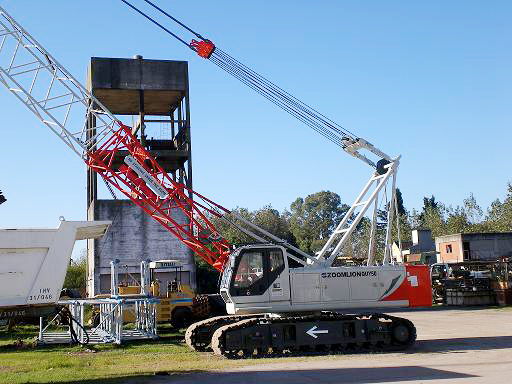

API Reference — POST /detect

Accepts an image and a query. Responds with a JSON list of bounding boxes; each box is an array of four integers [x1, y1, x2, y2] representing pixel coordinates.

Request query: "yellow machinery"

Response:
[[116, 260, 195, 328]]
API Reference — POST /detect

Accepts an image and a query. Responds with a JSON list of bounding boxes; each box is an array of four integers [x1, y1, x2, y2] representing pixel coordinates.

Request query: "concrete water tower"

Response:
[[85, 56, 195, 296]]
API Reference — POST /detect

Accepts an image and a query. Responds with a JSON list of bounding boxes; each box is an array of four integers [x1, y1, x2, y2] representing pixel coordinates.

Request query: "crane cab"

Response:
[[220, 245, 293, 314]]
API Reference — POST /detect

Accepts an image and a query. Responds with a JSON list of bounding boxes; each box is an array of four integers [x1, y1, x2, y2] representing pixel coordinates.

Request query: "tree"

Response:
[[411, 195, 447, 237], [210, 205, 294, 247], [200, 205, 295, 293], [209, 208, 255, 246], [485, 198, 507, 231], [195, 257, 220, 294], [463, 193, 483, 226], [483, 183, 512, 231], [63, 250, 87, 294], [253, 205, 294, 244], [445, 205, 470, 234], [289, 191, 349, 253], [396, 188, 406, 216], [350, 216, 374, 260]]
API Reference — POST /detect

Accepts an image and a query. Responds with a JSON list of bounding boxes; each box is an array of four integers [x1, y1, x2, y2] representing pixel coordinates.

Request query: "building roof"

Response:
[[436, 232, 512, 241]]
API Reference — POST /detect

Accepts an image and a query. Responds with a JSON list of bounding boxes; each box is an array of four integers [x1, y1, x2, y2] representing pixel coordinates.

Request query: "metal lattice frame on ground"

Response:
[[38, 298, 158, 345]]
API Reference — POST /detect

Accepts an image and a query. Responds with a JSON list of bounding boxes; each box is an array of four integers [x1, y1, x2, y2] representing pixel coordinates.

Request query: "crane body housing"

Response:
[[220, 245, 432, 316]]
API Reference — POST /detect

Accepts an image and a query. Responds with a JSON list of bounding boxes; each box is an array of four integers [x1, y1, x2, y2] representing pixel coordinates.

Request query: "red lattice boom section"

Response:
[[86, 122, 231, 271]]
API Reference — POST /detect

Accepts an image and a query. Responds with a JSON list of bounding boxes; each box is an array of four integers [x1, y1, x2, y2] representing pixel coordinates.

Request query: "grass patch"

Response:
[[0, 323, 336, 383]]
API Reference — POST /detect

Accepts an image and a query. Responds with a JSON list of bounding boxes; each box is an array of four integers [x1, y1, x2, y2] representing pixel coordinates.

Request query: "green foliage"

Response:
[[197, 181, 512, 289], [484, 183, 512, 231], [210, 207, 254, 246], [393, 212, 412, 243], [63, 252, 87, 293], [210, 205, 293, 247], [463, 193, 483, 225], [253, 205, 294, 243], [395, 188, 406, 216], [409, 183, 512, 237], [349, 216, 374, 260], [289, 191, 349, 253]]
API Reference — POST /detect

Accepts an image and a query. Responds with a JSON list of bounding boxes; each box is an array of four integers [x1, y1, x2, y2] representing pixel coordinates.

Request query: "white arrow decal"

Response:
[[306, 325, 329, 339]]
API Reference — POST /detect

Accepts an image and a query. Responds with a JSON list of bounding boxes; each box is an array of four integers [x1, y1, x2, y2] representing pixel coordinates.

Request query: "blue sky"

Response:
[[0, 0, 510, 244]]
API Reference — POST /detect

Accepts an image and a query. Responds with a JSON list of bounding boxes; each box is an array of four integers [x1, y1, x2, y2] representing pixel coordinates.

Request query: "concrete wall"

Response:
[[87, 200, 195, 296], [412, 229, 435, 252], [88, 57, 188, 115]]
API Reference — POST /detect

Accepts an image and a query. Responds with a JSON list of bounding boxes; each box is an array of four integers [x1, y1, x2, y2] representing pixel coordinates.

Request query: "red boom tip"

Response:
[[190, 39, 215, 59]]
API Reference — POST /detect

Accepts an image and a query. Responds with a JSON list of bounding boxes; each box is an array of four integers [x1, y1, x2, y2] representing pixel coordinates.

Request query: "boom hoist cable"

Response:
[[120, 1, 404, 265], [120, 0, 368, 155]]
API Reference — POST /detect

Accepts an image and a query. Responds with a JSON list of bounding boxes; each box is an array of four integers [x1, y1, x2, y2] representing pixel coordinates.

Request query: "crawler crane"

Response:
[[0, 4, 431, 357]]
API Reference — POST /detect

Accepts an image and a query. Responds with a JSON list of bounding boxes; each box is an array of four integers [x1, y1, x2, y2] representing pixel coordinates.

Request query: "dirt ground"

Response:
[[144, 307, 512, 384]]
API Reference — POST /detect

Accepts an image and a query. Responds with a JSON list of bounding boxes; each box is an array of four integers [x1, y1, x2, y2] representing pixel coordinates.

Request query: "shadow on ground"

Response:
[[45, 366, 477, 384], [414, 335, 512, 353]]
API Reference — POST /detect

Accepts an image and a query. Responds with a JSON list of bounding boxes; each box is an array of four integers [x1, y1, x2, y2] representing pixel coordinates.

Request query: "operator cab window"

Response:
[[269, 249, 284, 273], [232, 251, 264, 290], [230, 248, 287, 297]]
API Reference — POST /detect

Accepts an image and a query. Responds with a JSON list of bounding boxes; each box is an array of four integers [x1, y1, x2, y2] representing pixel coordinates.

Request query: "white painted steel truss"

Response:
[[0, 5, 404, 273], [315, 157, 401, 267], [0, 7, 119, 159]]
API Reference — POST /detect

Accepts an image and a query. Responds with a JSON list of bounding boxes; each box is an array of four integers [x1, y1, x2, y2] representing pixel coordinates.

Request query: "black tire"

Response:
[[171, 307, 192, 329]]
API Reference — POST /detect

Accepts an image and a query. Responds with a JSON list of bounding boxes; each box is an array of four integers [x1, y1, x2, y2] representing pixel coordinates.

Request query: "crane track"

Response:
[[208, 312, 416, 358], [185, 314, 263, 352]]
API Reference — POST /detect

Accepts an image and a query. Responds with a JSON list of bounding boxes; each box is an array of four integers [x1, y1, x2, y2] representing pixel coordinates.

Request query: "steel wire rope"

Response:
[[142, 0, 206, 40], [209, 55, 334, 138], [120, 0, 359, 147], [119, 0, 190, 48], [209, 55, 343, 146], [213, 48, 358, 139], [212, 50, 336, 129], [209, 55, 343, 145], [211, 50, 346, 144], [129, 0, 356, 140], [209, 53, 344, 145]]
